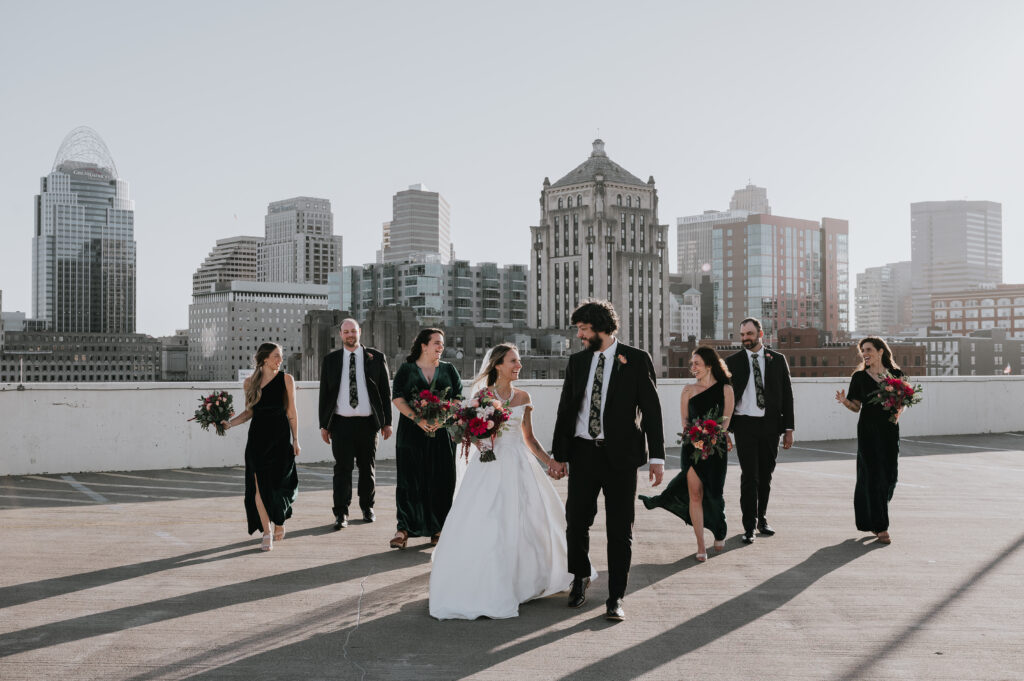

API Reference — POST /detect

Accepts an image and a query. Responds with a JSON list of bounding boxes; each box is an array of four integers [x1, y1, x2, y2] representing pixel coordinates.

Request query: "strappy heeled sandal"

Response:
[[695, 552, 707, 562], [260, 532, 273, 552], [877, 531, 892, 544], [713, 540, 725, 552], [389, 530, 408, 550]]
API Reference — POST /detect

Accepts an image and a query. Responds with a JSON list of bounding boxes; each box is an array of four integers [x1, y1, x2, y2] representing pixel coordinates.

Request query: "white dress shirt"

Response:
[[734, 347, 767, 418], [573, 339, 663, 465], [335, 346, 372, 418]]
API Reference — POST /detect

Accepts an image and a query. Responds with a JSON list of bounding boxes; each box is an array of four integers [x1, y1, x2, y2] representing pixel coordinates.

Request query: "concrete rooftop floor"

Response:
[[1, 433, 1023, 680]]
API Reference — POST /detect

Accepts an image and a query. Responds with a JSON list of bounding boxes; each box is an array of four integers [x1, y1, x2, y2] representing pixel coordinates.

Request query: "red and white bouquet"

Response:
[[679, 408, 728, 464], [189, 391, 234, 436], [867, 374, 923, 424], [446, 388, 513, 462], [410, 387, 457, 438]]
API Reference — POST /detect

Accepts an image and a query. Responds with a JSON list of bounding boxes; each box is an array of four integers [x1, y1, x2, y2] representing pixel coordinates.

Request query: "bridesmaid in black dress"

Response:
[[223, 343, 300, 551], [640, 346, 734, 562], [835, 336, 903, 545], [389, 329, 463, 549]]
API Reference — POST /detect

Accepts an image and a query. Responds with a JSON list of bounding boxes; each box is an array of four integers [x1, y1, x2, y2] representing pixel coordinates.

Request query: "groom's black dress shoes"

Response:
[[568, 576, 590, 608], [757, 519, 775, 536], [605, 599, 625, 622], [742, 529, 755, 544], [333, 515, 348, 530]]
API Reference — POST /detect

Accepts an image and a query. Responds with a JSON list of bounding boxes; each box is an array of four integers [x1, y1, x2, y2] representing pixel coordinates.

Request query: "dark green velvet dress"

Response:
[[244, 371, 298, 535], [640, 381, 728, 541], [847, 368, 902, 533], [392, 361, 463, 537]]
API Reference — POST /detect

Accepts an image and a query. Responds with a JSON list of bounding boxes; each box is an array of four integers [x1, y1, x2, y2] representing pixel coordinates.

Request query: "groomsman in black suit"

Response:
[[319, 319, 392, 530], [725, 317, 794, 544], [551, 300, 664, 622]]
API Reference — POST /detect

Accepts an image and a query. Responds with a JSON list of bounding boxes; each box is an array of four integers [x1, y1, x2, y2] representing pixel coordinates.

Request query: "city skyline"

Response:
[[1, 2, 1022, 337]]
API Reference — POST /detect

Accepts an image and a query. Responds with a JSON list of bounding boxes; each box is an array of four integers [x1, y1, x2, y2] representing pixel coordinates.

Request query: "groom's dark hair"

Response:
[[570, 299, 619, 335]]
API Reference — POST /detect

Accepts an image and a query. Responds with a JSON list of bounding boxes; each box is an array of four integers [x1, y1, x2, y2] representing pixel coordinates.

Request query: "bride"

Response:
[[429, 343, 583, 620]]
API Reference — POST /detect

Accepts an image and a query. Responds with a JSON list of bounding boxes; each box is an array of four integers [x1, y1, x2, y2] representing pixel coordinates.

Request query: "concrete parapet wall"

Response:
[[2, 376, 1022, 476]]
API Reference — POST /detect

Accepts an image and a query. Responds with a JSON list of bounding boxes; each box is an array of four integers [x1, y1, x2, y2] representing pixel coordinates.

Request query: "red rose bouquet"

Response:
[[867, 374, 923, 424], [446, 388, 513, 462], [188, 391, 234, 436], [679, 408, 728, 464], [410, 387, 456, 438]]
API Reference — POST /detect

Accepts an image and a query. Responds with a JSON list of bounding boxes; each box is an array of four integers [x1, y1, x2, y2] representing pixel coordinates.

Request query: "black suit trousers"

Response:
[[330, 416, 378, 517], [731, 414, 780, 532], [565, 438, 637, 602]]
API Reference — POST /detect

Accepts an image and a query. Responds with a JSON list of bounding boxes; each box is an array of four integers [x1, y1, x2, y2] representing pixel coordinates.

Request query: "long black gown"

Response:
[[392, 361, 462, 537], [639, 381, 728, 541], [847, 368, 902, 533], [244, 371, 298, 535]]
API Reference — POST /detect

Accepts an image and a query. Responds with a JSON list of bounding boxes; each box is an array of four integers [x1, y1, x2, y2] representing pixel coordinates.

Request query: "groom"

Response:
[[550, 300, 664, 622]]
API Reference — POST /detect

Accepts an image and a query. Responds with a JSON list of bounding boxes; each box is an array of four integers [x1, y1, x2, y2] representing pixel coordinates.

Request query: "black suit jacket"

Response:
[[318, 346, 392, 431], [552, 342, 665, 469], [724, 347, 794, 434]]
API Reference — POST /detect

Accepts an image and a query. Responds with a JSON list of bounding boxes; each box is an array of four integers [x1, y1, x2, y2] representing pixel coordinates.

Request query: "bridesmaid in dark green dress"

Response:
[[640, 347, 734, 562], [389, 328, 463, 549], [835, 336, 904, 545], [222, 343, 300, 552]]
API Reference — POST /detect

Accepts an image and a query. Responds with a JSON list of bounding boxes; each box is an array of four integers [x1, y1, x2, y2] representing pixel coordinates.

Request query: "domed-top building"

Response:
[[33, 126, 136, 334], [529, 140, 670, 371]]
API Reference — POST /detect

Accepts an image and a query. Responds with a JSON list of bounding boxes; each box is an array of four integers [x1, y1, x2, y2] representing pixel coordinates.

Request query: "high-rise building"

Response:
[[381, 184, 451, 265], [259, 197, 342, 285], [677, 208, 752, 288], [192, 235, 263, 294], [710, 214, 849, 340], [910, 200, 1002, 328], [529, 140, 670, 368], [854, 261, 912, 336], [33, 127, 136, 333], [667, 277, 701, 341], [343, 258, 527, 328], [930, 284, 1024, 339], [729, 183, 771, 214], [188, 280, 328, 380]]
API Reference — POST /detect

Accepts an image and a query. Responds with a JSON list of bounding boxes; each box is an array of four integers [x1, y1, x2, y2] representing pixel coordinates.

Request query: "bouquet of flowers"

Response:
[[188, 391, 234, 436], [410, 387, 457, 438], [678, 408, 728, 464], [867, 374, 923, 424], [447, 388, 513, 462]]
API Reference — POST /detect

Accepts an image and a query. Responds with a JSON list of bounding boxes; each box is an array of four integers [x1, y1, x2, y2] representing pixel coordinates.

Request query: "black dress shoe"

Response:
[[605, 598, 625, 622], [757, 520, 775, 536], [567, 576, 590, 608], [742, 530, 755, 544], [333, 515, 348, 530], [362, 509, 375, 523]]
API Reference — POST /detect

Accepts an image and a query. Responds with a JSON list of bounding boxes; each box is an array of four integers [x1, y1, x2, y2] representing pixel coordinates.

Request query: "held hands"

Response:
[[547, 460, 567, 480], [648, 463, 664, 487]]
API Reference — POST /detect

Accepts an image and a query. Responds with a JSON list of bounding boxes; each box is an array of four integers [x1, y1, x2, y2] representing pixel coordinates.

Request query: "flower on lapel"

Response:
[[617, 354, 627, 365], [366, 351, 373, 360]]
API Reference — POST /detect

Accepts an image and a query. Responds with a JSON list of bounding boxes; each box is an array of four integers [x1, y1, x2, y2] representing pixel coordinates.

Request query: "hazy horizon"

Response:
[[2, 1, 1021, 336]]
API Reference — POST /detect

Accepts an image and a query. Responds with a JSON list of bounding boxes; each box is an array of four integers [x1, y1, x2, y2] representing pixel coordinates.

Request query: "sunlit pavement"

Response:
[[2, 433, 1023, 680]]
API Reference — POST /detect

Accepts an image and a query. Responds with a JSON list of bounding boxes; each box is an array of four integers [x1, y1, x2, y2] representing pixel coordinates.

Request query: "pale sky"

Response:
[[1, 1, 1021, 337]]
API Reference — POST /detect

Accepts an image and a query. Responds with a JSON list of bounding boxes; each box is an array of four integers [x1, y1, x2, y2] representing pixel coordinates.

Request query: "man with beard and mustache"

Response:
[[724, 317, 794, 544], [550, 299, 664, 622], [319, 318, 393, 530]]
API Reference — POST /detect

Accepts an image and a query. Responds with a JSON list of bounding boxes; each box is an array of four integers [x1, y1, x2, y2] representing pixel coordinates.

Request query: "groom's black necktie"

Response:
[[588, 353, 605, 438], [751, 352, 765, 409], [348, 352, 359, 408]]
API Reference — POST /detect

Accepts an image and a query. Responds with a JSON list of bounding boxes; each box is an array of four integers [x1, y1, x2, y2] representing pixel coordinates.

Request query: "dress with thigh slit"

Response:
[[244, 371, 298, 534]]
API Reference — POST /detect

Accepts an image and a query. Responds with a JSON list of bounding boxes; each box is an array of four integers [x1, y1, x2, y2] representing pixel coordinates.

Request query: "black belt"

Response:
[[575, 437, 607, 448]]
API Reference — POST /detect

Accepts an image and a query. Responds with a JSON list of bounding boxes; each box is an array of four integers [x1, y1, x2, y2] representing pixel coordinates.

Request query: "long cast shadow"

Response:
[[0, 543, 431, 658], [0, 525, 334, 611]]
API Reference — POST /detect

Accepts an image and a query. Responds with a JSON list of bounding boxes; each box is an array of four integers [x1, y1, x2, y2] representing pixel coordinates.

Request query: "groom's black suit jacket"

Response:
[[724, 346, 794, 434], [318, 346, 393, 432], [552, 342, 665, 469]]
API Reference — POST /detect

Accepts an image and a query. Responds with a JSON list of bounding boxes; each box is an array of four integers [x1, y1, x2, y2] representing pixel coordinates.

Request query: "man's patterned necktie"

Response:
[[348, 353, 359, 408], [588, 353, 605, 438], [751, 352, 765, 409]]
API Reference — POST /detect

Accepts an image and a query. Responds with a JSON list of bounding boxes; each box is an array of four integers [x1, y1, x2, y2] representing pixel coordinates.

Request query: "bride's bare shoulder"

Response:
[[509, 388, 533, 409]]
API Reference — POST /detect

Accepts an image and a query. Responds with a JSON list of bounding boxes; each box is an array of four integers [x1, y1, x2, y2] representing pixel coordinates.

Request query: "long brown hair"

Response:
[[406, 328, 444, 363], [692, 346, 731, 384], [244, 342, 282, 409], [856, 336, 900, 373], [474, 343, 518, 389]]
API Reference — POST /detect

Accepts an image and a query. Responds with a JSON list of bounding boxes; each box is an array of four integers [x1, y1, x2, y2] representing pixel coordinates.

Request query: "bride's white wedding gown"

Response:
[[429, 402, 576, 620]]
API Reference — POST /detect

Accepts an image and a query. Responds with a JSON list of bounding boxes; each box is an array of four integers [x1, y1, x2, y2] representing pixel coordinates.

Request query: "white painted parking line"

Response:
[[0, 494, 94, 504], [790, 446, 857, 456], [60, 475, 112, 504], [901, 438, 1018, 452], [298, 467, 335, 479], [785, 467, 927, 488], [98, 471, 238, 486]]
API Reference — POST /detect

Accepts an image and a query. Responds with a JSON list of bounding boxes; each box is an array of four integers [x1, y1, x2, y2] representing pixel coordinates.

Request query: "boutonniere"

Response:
[[617, 354, 627, 365], [366, 351, 373, 361]]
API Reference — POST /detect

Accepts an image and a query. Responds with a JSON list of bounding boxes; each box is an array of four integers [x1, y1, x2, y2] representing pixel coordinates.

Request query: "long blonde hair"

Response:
[[473, 343, 517, 390], [244, 343, 282, 408]]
